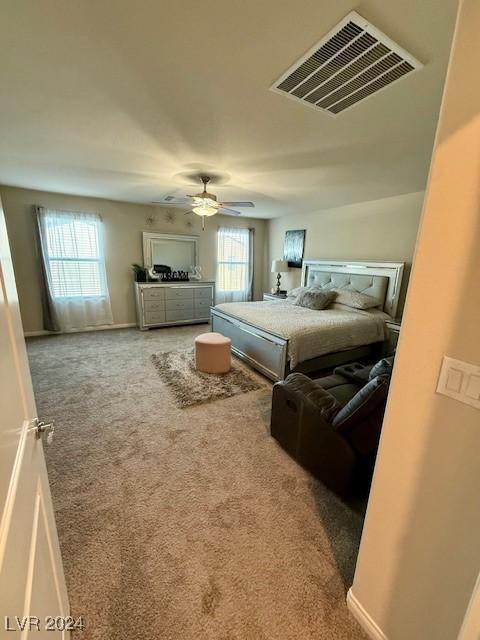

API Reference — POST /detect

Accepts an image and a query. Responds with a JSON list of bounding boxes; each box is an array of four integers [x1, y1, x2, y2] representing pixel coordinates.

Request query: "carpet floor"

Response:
[[27, 326, 367, 640]]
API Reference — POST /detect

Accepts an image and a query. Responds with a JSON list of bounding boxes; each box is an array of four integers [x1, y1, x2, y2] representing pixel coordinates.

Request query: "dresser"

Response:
[[134, 282, 215, 330]]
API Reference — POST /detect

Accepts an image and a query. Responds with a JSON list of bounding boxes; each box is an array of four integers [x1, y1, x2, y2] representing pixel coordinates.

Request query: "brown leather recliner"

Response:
[[270, 358, 394, 496]]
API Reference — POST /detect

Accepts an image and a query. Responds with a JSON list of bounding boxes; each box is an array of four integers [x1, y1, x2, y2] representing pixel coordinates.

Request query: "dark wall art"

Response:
[[284, 229, 305, 268]]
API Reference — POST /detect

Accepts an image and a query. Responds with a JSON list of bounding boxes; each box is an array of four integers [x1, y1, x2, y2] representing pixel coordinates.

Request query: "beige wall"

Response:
[[0, 186, 267, 333], [350, 0, 480, 638], [266, 191, 425, 315], [2, 185, 424, 333]]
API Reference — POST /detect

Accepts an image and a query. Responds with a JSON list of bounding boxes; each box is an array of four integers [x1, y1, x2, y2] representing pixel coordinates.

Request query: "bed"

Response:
[[210, 260, 404, 381]]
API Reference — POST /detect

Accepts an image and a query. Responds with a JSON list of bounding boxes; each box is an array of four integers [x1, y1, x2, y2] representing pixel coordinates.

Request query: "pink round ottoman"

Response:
[[195, 332, 231, 374]]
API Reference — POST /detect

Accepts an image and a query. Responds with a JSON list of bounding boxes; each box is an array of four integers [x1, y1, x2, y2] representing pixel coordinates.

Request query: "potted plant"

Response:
[[131, 263, 148, 283]]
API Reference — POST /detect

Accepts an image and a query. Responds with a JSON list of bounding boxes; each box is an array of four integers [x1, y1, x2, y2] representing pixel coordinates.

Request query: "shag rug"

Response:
[[27, 326, 367, 640], [151, 348, 264, 408]]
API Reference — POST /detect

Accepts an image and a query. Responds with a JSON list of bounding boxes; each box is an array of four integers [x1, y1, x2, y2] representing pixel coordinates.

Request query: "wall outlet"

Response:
[[437, 356, 480, 409]]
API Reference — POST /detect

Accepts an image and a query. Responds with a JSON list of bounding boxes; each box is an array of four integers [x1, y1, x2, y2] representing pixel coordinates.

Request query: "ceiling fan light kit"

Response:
[[192, 204, 217, 217], [154, 175, 255, 229]]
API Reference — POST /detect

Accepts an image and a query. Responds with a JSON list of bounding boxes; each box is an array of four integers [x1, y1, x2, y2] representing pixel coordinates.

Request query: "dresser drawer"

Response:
[[165, 300, 194, 312], [144, 300, 165, 312], [194, 286, 213, 301], [165, 308, 196, 322], [165, 287, 195, 301], [142, 288, 165, 301], [144, 310, 166, 325], [195, 300, 211, 318]]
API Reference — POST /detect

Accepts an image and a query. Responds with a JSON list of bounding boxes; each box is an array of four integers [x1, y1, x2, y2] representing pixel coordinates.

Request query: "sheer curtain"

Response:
[[216, 227, 253, 304], [36, 207, 113, 331]]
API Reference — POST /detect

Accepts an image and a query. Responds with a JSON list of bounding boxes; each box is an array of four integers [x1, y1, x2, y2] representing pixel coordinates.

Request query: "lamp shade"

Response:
[[271, 260, 288, 273], [192, 204, 217, 216]]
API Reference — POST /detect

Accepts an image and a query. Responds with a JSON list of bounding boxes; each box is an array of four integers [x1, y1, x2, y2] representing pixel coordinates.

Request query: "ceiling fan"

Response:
[[152, 176, 255, 227]]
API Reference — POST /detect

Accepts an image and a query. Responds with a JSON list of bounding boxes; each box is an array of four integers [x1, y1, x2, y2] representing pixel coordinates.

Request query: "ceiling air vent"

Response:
[[270, 11, 423, 116]]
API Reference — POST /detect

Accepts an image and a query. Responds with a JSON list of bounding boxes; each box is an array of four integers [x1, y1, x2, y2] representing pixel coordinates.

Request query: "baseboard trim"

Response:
[[24, 323, 136, 337], [347, 588, 388, 640]]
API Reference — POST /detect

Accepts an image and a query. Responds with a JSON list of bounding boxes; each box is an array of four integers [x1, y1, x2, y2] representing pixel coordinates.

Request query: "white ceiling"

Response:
[[0, 0, 458, 218]]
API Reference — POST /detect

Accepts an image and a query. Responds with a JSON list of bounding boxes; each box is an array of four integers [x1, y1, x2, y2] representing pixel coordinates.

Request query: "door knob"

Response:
[[35, 419, 55, 445]]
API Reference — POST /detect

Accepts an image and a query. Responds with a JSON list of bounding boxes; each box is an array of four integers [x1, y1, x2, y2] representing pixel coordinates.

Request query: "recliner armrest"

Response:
[[333, 374, 390, 434]]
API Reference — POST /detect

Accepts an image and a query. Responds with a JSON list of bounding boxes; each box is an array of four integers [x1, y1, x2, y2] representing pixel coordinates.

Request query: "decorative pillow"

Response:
[[332, 288, 381, 310], [287, 286, 307, 298], [293, 289, 337, 311], [368, 357, 394, 381], [332, 373, 390, 434], [286, 285, 326, 298]]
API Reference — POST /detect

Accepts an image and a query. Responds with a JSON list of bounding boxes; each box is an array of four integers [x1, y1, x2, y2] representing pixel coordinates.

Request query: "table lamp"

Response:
[[271, 260, 288, 294]]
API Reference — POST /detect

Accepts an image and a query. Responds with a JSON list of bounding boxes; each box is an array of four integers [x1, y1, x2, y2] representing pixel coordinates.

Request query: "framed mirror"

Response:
[[142, 232, 199, 273]]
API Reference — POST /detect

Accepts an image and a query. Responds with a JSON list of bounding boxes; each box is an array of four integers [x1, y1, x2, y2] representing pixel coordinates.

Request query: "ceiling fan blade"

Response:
[[220, 201, 255, 207], [152, 201, 194, 208], [219, 207, 241, 216], [153, 195, 193, 204]]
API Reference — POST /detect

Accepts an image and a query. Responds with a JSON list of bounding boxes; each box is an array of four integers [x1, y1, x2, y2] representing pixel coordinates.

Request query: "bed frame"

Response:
[[211, 260, 404, 381]]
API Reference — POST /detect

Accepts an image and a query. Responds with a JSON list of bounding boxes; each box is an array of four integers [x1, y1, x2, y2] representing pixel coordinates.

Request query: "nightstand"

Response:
[[263, 292, 287, 301], [384, 319, 401, 355]]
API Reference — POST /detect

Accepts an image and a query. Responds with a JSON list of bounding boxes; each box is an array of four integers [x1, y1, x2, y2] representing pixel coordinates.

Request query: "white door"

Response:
[[0, 200, 69, 637]]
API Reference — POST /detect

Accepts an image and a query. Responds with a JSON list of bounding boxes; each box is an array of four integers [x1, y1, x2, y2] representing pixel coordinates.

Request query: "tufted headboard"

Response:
[[301, 260, 404, 318]]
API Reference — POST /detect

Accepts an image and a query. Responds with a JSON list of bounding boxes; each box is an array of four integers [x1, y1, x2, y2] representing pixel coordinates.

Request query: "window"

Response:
[[40, 211, 108, 298], [216, 227, 252, 303], [36, 207, 113, 331]]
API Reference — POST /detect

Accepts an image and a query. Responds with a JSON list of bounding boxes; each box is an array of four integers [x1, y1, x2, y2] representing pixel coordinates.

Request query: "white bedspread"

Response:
[[214, 301, 389, 368]]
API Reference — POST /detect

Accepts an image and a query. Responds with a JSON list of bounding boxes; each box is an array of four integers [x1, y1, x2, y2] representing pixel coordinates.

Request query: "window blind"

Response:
[[43, 215, 106, 298], [217, 228, 250, 293]]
